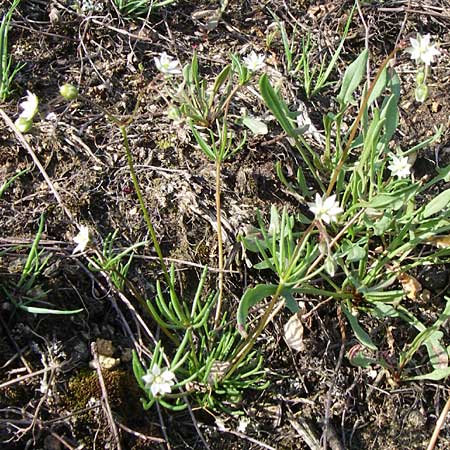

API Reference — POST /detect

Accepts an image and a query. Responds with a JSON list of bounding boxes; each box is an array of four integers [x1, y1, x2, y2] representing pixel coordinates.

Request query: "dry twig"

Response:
[[90, 342, 122, 450], [426, 392, 450, 450]]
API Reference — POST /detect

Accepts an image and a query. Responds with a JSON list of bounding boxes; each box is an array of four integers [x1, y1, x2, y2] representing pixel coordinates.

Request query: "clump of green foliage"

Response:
[[113, 0, 177, 18], [0, 0, 24, 101]]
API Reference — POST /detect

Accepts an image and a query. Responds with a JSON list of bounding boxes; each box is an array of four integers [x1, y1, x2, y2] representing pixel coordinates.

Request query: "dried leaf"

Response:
[[426, 235, 450, 248], [419, 289, 431, 302], [207, 361, 230, 385], [430, 341, 448, 369], [284, 312, 305, 352], [386, 326, 395, 356], [398, 272, 422, 300], [191, 8, 221, 31]]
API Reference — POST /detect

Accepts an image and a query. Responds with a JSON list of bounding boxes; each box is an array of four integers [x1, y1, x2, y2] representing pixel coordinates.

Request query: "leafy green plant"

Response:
[[235, 44, 450, 383], [89, 230, 146, 290], [60, 78, 269, 413], [113, 0, 176, 18], [132, 266, 268, 413], [162, 52, 265, 325], [118, 115, 267, 411], [0, 0, 24, 102], [1, 214, 83, 314], [174, 52, 235, 128], [269, 5, 354, 98], [0, 167, 28, 198]]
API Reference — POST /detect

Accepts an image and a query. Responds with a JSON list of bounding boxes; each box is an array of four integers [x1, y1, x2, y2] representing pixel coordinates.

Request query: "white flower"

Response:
[[18, 91, 39, 121], [142, 365, 175, 397], [242, 51, 266, 72], [73, 225, 90, 254], [407, 34, 440, 66], [237, 417, 250, 433], [387, 154, 411, 179], [154, 52, 181, 75], [308, 194, 343, 224], [80, 0, 103, 13]]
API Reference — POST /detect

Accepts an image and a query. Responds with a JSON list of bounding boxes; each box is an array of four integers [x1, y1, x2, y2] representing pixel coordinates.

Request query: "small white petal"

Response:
[[159, 383, 172, 395], [151, 365, 161, 376], [142, 373, 154, 388], [19, 91, 39, 121], [162, 370, 175, 382], [72, 226, 90, 254], [321, 214, 331, 224], [150, 383, 161, 397]]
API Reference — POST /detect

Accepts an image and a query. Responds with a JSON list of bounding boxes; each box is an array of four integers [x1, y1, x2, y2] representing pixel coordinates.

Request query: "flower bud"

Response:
[[60, 83, 78, 100], [415, 84, 428, 103], [415, 70, 425, 85], [15, 117, 33, 133], [167, 106, 181, 121]]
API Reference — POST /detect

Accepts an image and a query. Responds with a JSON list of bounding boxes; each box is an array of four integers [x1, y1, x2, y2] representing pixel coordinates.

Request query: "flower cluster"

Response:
[[406, 33, 440, 103], [407, 34, 440, 66], [80, 0, 104, 14]]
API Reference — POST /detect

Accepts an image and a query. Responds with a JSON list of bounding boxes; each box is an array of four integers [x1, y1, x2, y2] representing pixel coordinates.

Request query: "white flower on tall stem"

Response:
[[72, 225, 90, 254], [308, 194, 343, 224], [142, 365, 175, 397], [387, 154, 412, 179], [406, 33, 440, 66], [154, 52, 181, 75], [242, 51, 266, 72], [18, 91, 39, 120]]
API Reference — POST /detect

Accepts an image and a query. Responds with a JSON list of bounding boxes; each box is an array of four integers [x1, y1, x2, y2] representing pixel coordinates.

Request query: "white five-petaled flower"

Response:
[[72, 225, 90, 254], [242, 51, 266, 72], [142, 365, 175, 397], [18, 91, 39, 120], [388, 154, 412, 179], [308, 194, 343, 224], [407, 33, 440, 66], [154, 52, 181, 75]]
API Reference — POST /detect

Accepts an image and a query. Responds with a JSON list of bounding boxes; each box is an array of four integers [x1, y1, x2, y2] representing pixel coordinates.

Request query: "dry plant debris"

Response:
[[1, 1, 450, 449]]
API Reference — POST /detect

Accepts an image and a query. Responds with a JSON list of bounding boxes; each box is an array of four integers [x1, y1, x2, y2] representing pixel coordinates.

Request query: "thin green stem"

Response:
[[120, 125, 180, 306], [224, 283, 286, 380], [210, 83, 241, 124], [213, 159, 225, 327], [326, 46, 399, 197]]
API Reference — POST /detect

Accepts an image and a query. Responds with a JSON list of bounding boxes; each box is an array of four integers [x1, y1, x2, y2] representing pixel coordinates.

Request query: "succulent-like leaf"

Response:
[[337, 49, 368, 108]]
